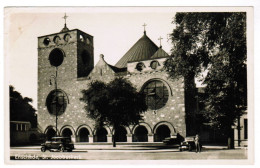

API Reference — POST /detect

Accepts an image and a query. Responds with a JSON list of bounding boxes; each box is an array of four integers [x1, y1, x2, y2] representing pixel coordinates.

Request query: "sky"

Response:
[[5, 7, 176, 108], [5, 7, 254, 110]]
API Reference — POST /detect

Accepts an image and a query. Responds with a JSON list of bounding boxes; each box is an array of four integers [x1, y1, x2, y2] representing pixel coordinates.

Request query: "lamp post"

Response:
[[50, 67, 59, 137]]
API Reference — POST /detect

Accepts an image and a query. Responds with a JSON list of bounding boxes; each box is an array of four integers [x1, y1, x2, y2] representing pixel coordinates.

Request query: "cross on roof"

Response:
[[142, 23, 147, 32], [158, 36, 163, 47], [62, 13, 68, 24]]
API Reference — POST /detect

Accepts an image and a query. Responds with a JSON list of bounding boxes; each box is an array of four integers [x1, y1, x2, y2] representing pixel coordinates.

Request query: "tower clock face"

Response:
[[143, 80, 169, 110], [46, 90, 68, 116]]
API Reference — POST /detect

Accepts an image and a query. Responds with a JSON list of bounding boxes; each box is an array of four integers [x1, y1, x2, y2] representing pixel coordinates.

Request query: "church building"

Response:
[[37, 19, 198, 143]]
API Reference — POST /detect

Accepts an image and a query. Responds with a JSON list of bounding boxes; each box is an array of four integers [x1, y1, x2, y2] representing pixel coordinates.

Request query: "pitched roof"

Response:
[[115, 32, 159, 68], [108, 64, 127, 74], [151, 47, 169, 59]]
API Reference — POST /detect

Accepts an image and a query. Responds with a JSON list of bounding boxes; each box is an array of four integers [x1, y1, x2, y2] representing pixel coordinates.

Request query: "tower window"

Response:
[[43, 38, 51, 46], [53, 36, 61, 44], [64, 34, 71, 42], [49, 48, 65, 67], [79, 34, 85, 42], [86, 38, 91, 45]]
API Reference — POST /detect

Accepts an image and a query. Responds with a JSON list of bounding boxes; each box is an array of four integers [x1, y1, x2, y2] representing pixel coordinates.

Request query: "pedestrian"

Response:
[[194, 134, 201, 153]]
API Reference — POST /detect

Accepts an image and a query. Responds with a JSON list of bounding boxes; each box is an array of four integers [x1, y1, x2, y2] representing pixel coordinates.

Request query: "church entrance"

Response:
[[114, 126, 127, 142], [95, 127, 108, 142], [46, 128, 56, 140], [79, 128, 89, 142], [62, 128, 73, 138], [154, 125, 171, 142], [133, 126, 148, 142]]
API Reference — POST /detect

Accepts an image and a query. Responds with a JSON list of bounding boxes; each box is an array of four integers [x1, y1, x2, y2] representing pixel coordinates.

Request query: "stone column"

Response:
[[148, 133, 154, 142], [75, 136, 80, 142], [71, 135, 76, 143], [171, 134, 177, 139], [107, 134, 112, 143], [89, 135, 93, 143], [127, 134, 133, 142]]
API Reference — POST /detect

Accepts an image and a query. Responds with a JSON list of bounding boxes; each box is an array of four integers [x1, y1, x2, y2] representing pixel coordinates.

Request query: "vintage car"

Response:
[[179, 136, 202, 152], [41, 137, 74, 152]]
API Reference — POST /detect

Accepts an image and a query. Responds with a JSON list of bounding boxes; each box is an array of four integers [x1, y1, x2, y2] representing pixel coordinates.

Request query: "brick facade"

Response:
[[38, 28, 189, 143]]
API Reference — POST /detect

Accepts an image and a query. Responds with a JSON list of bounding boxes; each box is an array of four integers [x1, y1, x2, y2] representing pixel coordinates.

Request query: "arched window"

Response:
[[86, 38, 91, 45], [95, 127, 108, 142], [62, 128, 73, 138], [154, 125, 171, 142], [133, 126, 148, 142], [46, 128, 56, 140], [79, 34, 85, 42], [150, 60, 160, 69], [64, 33, 71, 42], [79, 128, 90, 142], [114, 126, 127, 142], [53, 36, 61, 44], [136, 62, 145, 71]]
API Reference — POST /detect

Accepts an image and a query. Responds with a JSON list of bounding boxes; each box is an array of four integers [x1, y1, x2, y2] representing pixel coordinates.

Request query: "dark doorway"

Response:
[[62, 128, 73, 138], [46, 128, 56, 140], [115, 126, 127, 142], [79, 128, 89, 142], [133, 126, 148, 142], [154, 125, 171, 142], [95, 127, 108, 142]]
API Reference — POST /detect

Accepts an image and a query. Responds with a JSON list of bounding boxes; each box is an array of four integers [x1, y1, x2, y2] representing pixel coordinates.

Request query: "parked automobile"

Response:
[[179, 136, 202, 152], [41, 137, 74, 152]]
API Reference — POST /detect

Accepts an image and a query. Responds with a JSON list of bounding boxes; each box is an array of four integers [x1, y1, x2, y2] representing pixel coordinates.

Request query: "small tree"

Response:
[[80, 78, 147, 147]]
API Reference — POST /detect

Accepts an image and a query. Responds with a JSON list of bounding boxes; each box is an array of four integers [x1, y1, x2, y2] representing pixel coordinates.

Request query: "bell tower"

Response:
[[37, 15, 94, 133], [38, 28, 94, 79]]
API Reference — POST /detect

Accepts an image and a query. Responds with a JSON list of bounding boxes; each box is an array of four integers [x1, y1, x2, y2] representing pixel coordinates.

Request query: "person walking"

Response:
[[195, 134, 201, 153]]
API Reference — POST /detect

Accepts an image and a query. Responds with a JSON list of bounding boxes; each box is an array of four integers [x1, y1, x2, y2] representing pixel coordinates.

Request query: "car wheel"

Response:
[[41, 146, 46, 152], [60, 146, 65, 152], [179, 147, 182, 152], [67, 149, 72, 152]]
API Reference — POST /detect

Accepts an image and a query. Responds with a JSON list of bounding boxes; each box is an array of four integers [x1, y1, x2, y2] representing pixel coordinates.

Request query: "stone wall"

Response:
[[38, 29, 187, 142], [126, 70, 186, 137]]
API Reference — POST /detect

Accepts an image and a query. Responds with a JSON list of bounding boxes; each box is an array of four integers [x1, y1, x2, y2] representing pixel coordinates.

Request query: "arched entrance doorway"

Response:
[[115, 126, 127, 142], [46, 128, 56, 140], [62, 128, 73, 138], [79, 128, 90, 142], [133, 126, 148, 142], [154, 125, 171, 142], [95, 127, 108, 142]]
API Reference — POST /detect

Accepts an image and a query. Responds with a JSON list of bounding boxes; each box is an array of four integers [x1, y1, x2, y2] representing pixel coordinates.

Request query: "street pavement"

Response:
[[9, 144, 248, 160]]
